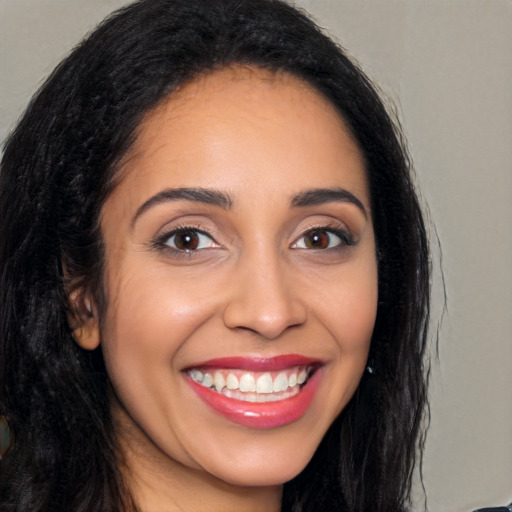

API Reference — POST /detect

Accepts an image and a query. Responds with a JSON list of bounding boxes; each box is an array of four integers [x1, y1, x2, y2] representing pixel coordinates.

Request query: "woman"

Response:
[[0, 0, 430, 510]]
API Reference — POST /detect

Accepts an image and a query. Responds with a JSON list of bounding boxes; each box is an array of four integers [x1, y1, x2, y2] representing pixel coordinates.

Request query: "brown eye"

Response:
[[304, 229, 330, 249], [174, 230, 200, 250], [294, 228, 351, 250], [164, 228, 216, 252]]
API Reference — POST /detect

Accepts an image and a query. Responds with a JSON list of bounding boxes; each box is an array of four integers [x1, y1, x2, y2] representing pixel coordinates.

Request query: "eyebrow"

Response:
[[132, 187, 233, 227], [291, 187, 367, 217], [132, 185, 367, 227]]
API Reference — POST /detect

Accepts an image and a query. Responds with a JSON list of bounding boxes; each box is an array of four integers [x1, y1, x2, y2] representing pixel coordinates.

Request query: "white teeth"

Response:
[[256, 373, 273, 394], [202, 373, 213, 388], [297, 369, 308, 385], [226, 373, 239, 390], [214, 372, 225, 392], [273, 372, 288, 392], [190, 369, 203, 382], [239, 373, 256, 392], [188, 365, 313, 400]]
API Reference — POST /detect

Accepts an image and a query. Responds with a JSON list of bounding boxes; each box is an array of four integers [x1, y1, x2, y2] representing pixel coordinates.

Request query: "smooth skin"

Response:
[[75, 66, 378, 512]]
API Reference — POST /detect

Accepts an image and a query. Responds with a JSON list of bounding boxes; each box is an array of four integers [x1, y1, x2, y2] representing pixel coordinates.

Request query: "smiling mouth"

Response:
[[186, 366, 313, 403], [184, 355, 323, 428]]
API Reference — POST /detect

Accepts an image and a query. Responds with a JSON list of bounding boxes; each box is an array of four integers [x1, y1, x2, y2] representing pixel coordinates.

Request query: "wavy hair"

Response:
[[0, 0, 430, 510]]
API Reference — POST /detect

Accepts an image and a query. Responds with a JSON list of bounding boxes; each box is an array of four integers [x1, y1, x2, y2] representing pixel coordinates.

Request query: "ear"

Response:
[[68, 289, 101, 351]]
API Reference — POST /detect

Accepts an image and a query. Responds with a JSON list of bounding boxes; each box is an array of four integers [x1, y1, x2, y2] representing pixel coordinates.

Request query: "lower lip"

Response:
[[186, 369, 322, 429]]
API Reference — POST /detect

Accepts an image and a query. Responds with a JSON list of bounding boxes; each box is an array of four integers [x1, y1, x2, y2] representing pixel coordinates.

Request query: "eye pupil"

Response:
[[305, 229, 329, 249], [174, 230, 199, 250]]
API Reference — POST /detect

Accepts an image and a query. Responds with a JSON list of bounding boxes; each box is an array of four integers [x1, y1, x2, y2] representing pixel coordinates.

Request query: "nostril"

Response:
[[223, 300, 307, 340], [232, 321, 303, 337]]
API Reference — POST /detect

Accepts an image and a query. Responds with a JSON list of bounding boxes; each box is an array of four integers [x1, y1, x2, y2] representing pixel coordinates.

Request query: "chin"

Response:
[[197, 434, 320, 488]]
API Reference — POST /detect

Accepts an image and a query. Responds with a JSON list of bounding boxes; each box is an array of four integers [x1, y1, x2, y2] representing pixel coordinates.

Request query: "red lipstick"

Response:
[[189, 354, 320, 371], [184, 355, 323, 429]]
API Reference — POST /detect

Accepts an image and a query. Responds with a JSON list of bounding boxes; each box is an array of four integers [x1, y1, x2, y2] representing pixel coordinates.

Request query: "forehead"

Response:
[[112, 65, 368, 205]]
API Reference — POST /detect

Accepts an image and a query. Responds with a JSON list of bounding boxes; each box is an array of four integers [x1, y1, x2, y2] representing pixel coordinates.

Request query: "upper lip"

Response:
[[184, 354, 324, 372]]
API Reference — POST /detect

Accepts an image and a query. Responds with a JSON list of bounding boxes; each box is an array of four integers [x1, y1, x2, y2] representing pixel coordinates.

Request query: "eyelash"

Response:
[[292, 226, 356, 251], [152, 225, 219, 257], [151, 224, 356, 257]]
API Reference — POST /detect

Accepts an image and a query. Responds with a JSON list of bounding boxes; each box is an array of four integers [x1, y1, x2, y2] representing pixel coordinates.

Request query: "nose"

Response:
[[222, 249, 307, 340]]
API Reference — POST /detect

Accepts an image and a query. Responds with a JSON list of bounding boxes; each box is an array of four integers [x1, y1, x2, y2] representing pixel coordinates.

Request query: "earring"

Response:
[[0, 415, 15, 460], [365, 362, 376, 375]]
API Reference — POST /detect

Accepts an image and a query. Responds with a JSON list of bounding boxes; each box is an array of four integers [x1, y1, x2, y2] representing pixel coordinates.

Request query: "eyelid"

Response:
[[292, 216, 357, 243], [151, 224, 221, 255]]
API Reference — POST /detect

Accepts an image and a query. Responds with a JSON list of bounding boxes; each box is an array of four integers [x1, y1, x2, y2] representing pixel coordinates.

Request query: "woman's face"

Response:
[[90, 67, 377, 490]]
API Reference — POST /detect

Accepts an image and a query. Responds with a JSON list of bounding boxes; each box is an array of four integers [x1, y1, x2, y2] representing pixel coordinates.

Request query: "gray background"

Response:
[[1, 1, 511, 511]]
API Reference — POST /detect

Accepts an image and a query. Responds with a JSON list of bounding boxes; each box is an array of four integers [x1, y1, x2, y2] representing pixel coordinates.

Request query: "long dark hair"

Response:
[[0, 1, 430, 510]]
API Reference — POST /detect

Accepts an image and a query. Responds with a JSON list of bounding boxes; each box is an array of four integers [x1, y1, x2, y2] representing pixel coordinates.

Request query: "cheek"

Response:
[[104, 255, 213, 329], [314, 252, 377, 393], [328, 262, 378, 407], [97, 261, 225, 461], [312, 254, 378, 350], [336, 273, 378, 348], [99, 259, 218, 389]]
